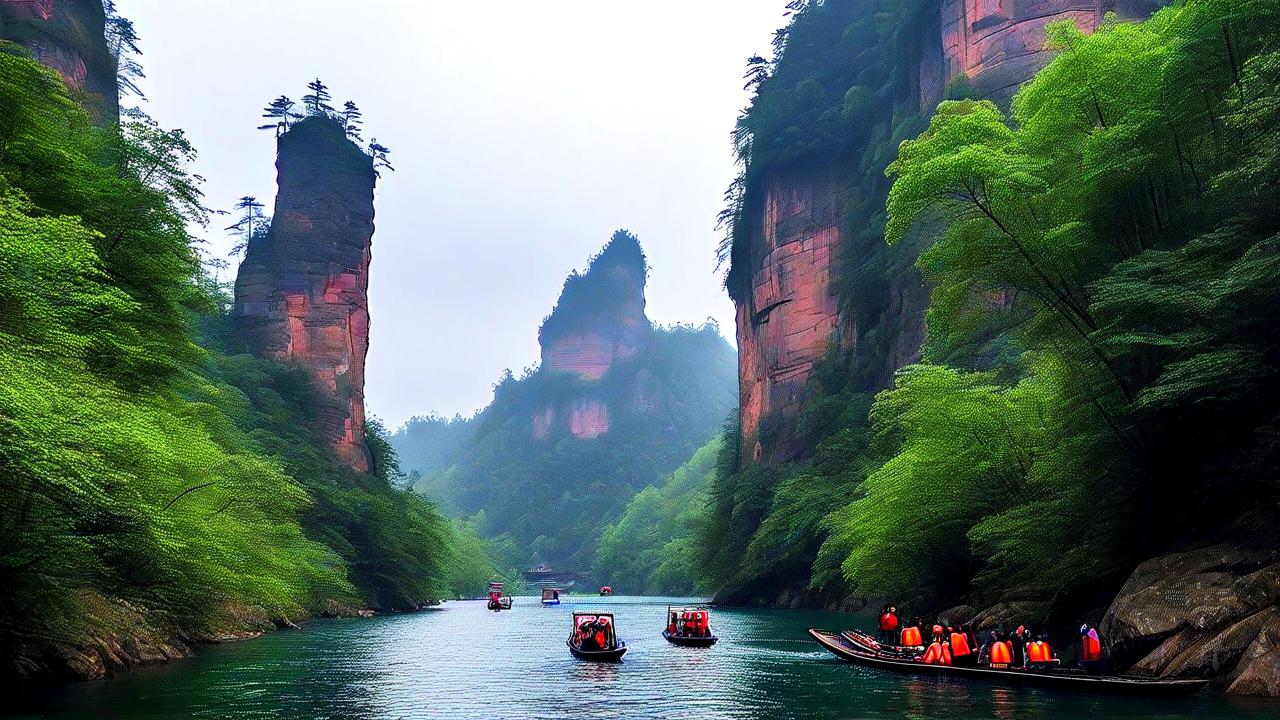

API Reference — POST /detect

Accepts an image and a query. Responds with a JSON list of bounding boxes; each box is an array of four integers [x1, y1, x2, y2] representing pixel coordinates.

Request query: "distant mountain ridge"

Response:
[[393, 230, 737, 570]]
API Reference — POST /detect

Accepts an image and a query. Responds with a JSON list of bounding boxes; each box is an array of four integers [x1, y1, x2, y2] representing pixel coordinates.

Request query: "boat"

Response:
[[809, 629, 1209, 697], [599, 586, 612, 596], [567, 612, 627, 662], [486, 582, 512, 611], [541, 587, 562, 606], [663, 606, 719, 647]]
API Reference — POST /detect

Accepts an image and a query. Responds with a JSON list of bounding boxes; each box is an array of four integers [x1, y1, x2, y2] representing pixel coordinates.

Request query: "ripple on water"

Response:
[[10, 597, 1280, 720]]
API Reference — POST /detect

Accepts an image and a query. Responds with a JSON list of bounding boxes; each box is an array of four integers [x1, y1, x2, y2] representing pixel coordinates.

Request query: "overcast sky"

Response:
[[117, 0, 785, 428]]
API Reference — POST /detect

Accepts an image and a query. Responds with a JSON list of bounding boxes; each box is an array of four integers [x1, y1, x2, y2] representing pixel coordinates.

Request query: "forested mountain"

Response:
[[702, 0, 1279, 694], [0, 40, 454, 680], [400, 231, 738, 573]]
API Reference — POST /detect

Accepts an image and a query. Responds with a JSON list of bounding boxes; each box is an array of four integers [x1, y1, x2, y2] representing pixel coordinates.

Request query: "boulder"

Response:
[[1101, 545, 1280, 696]]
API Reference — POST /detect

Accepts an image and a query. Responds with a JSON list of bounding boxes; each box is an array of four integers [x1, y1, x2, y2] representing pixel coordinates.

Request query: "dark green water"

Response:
[[10, 597, 1278, 719]]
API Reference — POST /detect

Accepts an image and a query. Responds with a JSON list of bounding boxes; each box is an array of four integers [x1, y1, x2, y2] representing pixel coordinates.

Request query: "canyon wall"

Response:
[[534, 232, 654, 440], [233, 117, 377, 472], [0, 0, 117, 123], [736, 0, 1165, 464]]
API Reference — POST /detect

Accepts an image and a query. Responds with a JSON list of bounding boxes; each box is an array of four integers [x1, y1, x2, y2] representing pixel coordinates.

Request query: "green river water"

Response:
[[10, 597, 1279, 719]]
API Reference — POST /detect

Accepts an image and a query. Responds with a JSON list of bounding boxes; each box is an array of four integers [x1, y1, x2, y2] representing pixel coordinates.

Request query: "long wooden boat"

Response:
[[662, 629, 718, 648], [809, 629, 1209, 697], [567, 639, 628, 662]]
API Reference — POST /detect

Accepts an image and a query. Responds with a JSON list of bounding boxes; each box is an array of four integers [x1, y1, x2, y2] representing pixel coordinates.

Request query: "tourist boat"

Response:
[[809, 629, 1209, 697], [662, 606, 718, 647], [486, 582, 512, 611], [541, 587, 562, 606], [567, 612, 627, 662], [599, 586, 612, 596]]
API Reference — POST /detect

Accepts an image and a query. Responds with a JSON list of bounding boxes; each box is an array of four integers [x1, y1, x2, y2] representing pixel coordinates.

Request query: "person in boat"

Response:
[[900, 618, 924, 648], [1080, 624, 1105, 675], [878, 605, 900, 644], [1011, 625, 1029, 669], [948, 625, 974, 667], [988, 630, 1014, 669], [1027, 634, 1055, 669], [921, 634, 952, 665]]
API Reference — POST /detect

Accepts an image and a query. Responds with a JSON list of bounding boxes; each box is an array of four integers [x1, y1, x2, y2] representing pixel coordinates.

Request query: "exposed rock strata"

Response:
[[233, 117, 376, 472], [1101, 545, 1280, 696], [0, 0, 118, 123]]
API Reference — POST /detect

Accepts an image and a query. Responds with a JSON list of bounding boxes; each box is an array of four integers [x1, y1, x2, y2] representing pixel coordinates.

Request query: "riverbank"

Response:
[[13, 598, 1279, 720]]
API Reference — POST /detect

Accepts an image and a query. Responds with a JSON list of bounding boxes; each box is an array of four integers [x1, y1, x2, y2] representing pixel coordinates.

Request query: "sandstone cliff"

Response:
[[735, 0, 1166, 465], [233, 117, 377, 472], [407, 231, 737, 569], [0, 0, 117, 123]]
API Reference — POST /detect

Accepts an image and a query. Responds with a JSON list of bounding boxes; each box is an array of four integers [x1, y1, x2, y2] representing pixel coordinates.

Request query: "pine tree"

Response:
[[302, 78, 335, 117], [225, 196, 267, 257], [342, 101, 364, 142], [369, 139, 395, 177], [259, 96, 299, 136]]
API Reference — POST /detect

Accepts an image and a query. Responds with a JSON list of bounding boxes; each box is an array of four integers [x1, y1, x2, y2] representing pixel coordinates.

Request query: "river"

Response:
[[11, 597, 1279, 719]]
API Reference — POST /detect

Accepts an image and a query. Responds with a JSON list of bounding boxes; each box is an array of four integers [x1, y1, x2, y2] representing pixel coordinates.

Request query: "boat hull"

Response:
[[809, 629, 1208, 698], [567, 641, 627, 662], [663, 630, 718, 648]]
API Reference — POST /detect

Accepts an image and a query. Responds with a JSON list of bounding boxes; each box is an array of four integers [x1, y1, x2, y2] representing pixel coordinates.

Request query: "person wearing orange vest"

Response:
[[878, 605, 900, 644], [1080, 625, 1104, 674], [989, 633, 1014, 669], [900, 623, 923, 648], [1027, 637, 1054, 667], [949, 626, 974, 667], [921, 638, 952, 665]]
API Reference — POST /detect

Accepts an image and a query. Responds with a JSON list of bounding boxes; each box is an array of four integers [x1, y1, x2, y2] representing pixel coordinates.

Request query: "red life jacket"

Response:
[[901, 626, 923, 646], [949, 632, 972, 657], [1082, 635, 1102, 662], [922, 641, 952, 665], [1028, 640, 1052, 663], [879, 613, 898, 631], [990, 641, 1013, 665]]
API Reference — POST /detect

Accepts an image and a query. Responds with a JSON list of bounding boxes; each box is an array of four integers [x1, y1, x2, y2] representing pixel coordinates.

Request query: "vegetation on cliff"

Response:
[[707, 0, 1280, 633], [397, 233, 738, 578], [825, 0, 1280, 613], [0, 48, 451, 679]]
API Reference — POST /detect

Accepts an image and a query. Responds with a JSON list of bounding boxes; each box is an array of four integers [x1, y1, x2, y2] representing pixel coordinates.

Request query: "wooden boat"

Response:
[[541, 587, 561, 606], [486, 582, 512, 611], [809, 629, 1209, 697], [663, 606, 718, 647], [568, 612, 627, 662]]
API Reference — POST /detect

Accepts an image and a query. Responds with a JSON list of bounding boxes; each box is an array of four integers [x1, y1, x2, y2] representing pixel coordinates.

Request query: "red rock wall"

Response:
[[0, 0, 118, 123], [940, 1, 1164, 101], [736, 169, 858, 463], [233, 117, 377, 472]]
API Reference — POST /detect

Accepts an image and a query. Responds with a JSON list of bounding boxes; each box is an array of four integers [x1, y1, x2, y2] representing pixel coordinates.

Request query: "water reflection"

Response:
[[9, 598, 1280, 720]]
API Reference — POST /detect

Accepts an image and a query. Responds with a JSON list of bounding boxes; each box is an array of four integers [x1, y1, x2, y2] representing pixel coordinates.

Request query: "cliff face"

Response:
[[233, 117, 377, 472], [534, 233, 654, 440], [735, 0, 1164, 465], [0, 0, 117, 123]]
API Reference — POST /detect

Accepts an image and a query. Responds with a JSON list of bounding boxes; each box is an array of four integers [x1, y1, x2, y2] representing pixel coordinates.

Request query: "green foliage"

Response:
[[537, 229, 647, 346], [819, 0, 1280, 610], [0, 49, 450, 675], [592, 438, 721, 595]]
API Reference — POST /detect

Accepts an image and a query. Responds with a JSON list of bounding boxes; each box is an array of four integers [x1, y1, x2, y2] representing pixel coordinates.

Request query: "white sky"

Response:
[[116, 0, 785, 428]]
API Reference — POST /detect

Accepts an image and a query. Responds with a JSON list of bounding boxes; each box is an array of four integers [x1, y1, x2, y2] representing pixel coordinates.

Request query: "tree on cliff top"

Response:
[[260, 96, 300, 136], [225, 195, 267, 256], [342, 101, 364, 142], [303, 78, 335, 117]]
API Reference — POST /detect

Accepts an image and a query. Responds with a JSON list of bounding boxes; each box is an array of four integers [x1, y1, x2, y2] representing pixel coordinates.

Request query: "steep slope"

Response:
[[233, 116, 377, 472], [405, 231, 737, 570], [0, 0, 118, 123]]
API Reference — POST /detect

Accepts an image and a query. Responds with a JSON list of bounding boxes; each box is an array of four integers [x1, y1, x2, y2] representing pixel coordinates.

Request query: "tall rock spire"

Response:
[[0, 0, 119, 123], [233, 116, 377, 472]]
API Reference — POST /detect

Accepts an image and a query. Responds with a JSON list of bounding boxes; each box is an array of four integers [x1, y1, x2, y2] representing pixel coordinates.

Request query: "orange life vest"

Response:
[[949, 632, 972, 657], [1082, 635, 1102, 662], [990, 641, 1013, 665], [901, 626, 923, 646], [1028, 640, 1052, 663], [879, 613, 899, 632], [921, 641, 952, 665]]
